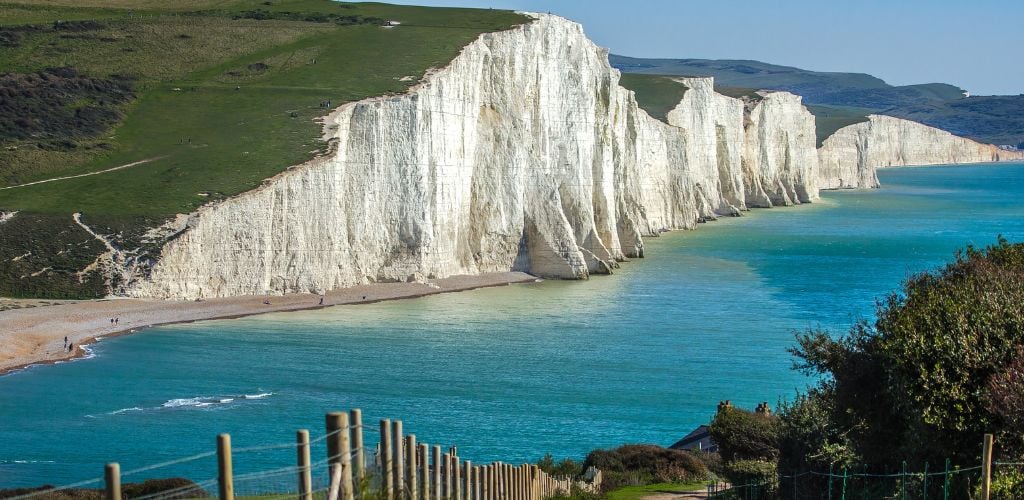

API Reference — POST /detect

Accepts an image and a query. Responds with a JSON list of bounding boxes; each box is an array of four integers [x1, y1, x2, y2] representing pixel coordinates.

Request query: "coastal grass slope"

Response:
[[0, 0, 526, 298], [616, 73, 689, 123], [610, 54, 1024, 148]]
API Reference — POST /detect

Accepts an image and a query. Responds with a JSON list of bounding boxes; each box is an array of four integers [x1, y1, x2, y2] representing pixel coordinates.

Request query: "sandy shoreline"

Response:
[[0, 272, 538, 376]]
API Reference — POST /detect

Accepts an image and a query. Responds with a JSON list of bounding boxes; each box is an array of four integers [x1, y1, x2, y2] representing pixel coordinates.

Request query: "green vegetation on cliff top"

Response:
[[616, 73, 689, 124], [0, 0, 526, 298], [0, 0, 526, 215], [610, 54, 1024, 147]]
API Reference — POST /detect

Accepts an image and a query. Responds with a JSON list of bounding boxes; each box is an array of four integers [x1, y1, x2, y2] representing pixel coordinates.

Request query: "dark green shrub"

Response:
[[583, 444, 707, 490], [786, 238, 1024, 467], [709, 407, 780, 462], [723, 459, 777, 491]]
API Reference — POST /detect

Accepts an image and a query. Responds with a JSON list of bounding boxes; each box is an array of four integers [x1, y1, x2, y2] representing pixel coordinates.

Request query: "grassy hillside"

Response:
[[804, 105, 872, 147], [610, 55, 1024, 147], [0, 0, 527, 298], [617, 74, 689, 123]]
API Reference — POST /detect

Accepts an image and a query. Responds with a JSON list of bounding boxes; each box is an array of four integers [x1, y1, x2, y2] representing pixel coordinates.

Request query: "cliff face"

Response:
[[129, 14, 821, 299], [818, 115, 1024, 189]]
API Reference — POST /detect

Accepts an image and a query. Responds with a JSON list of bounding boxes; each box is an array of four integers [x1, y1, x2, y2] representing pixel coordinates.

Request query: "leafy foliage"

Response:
[[708, 407, 781, 462], [782, 238, 1024, 469], [536, 453, 584, 478], [723, 459, 777, 491], [583, 444, 708, 491], [987, 349, 1024, 454]]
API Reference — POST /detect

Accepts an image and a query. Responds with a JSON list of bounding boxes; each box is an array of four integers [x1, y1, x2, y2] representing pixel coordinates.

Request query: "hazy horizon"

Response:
[[383, 0, 1023, 96]]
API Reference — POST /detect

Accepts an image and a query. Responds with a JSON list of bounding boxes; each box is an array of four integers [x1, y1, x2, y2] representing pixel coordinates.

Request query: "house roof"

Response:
[[669, 425, 712, 450]]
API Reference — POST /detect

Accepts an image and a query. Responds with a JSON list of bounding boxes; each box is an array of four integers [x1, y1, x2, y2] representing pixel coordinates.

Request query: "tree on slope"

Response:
[[781, 237, 1024, 471]]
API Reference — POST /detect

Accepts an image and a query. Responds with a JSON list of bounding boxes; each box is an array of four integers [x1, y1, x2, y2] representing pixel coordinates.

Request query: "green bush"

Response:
[[583, 444, 708, 491], [723, 459, 777, 491], [785, 238, 1024, 467], [709, 407, 781, 462], [990, 467, 1024, 500], [537, 453, 584, 478]]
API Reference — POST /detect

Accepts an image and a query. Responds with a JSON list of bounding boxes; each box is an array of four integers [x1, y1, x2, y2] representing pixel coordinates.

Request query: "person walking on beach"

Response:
[[68, 343, 73, 352], [64, 336, 68, 349], [110, 318, 114, 324], [115, 317, 119, 325]]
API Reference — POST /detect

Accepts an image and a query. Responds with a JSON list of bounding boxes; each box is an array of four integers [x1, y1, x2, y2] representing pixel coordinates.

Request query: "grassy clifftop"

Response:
[[610, 55, 1024, 148], [0, 0, 527, 298]]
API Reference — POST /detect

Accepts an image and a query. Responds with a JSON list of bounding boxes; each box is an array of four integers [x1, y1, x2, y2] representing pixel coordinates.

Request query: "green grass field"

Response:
[[606, 482, 707, 500], [0, 0, 526, 297], [804, 104, 872, 147], [0, 0, 525, 214], [617, 73, 689, 123]]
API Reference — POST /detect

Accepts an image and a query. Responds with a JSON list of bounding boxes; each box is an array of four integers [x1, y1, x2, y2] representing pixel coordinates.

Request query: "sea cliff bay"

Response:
[[2, 163, 1023, 487]]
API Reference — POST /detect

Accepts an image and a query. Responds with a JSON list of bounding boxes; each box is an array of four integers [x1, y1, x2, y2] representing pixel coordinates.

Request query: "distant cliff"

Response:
[[128, 14, 820, 299], [818, 115, 1024, 189]]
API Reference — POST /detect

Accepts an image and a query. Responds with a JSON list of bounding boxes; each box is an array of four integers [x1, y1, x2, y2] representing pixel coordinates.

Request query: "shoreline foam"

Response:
[[0, 272, 537, 376]]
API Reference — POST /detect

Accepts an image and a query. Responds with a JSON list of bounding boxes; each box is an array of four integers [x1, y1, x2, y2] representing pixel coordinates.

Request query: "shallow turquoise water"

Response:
[[2, 163, 1024, 488]]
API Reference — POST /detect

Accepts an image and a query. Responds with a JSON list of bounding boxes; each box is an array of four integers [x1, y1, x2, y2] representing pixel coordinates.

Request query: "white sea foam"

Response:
[[157, 392, 267, 410], [162, 397, 206, 408], [109, 407, 143, 415]]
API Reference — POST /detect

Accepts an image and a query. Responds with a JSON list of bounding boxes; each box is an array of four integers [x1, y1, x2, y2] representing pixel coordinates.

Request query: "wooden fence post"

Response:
[[982, 433, 994, 500], [407, 435, 418, 500], [520, 465, 525, 500], [464, 461, 473, 500], [381, 420, 394, 500], [432, 446, 442, 500], [443, 452, 452, 499], [340, 413, 354, 500], [327, 413, 344, 466], [530, 466, 538, 500], [297, 430, 313, 500], [104, 463, 121, 500], [454, 454, 462, 500], [351, 409, 365, 483], [420, 444, 431, 500], [329, 463, 342, 500], [394, 421, 405, 499], [482, 465, 490, 500], [217, 433, 234, 500], [476, 466, 483, 500]]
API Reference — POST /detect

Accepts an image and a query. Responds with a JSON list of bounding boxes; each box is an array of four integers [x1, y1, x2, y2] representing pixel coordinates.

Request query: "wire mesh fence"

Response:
[[709, 462, 989, 500], [3, 409, 600, 500]]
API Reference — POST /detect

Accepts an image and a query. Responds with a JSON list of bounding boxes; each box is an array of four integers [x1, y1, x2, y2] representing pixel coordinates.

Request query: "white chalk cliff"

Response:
[[818, 114, 1024, 189], [125, 15, 830, 299]]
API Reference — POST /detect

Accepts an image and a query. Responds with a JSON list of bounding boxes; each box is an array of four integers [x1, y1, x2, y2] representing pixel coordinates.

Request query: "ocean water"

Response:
[[2, 163, 1024, 488]]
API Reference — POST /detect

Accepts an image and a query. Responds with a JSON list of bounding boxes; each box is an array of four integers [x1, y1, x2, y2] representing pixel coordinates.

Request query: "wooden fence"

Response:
[[96, 408, 601, 500]]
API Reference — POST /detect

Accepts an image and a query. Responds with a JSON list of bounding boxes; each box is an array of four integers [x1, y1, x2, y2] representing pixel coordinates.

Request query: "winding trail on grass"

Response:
[[0, 156, 164, 191]]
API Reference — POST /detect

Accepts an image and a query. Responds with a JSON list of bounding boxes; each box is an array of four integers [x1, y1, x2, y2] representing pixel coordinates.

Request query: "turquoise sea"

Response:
[[2, 163, 1024, 488]]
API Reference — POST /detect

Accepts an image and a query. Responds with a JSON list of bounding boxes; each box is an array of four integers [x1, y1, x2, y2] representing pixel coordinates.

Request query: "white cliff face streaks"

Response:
[[129, 14, 823, 299], [743, 92, 819, 207], [819, 114, 1024, 189]]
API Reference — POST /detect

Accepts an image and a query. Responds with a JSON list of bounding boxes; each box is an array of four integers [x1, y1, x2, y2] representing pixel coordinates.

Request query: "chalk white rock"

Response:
[[743, 92, 819, 207], [129, 14, 820, 299], [818, 114, 1024, 189]]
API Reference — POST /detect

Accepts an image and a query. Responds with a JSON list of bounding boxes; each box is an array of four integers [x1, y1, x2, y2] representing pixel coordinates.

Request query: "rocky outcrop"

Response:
[[818, 115, 1024, 189], [128, 14, 821, 299], [741, 92, 818, 207]]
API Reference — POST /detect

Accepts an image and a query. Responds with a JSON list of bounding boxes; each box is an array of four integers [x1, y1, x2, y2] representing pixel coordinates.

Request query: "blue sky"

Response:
[[385, 0, 1023, 96]]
